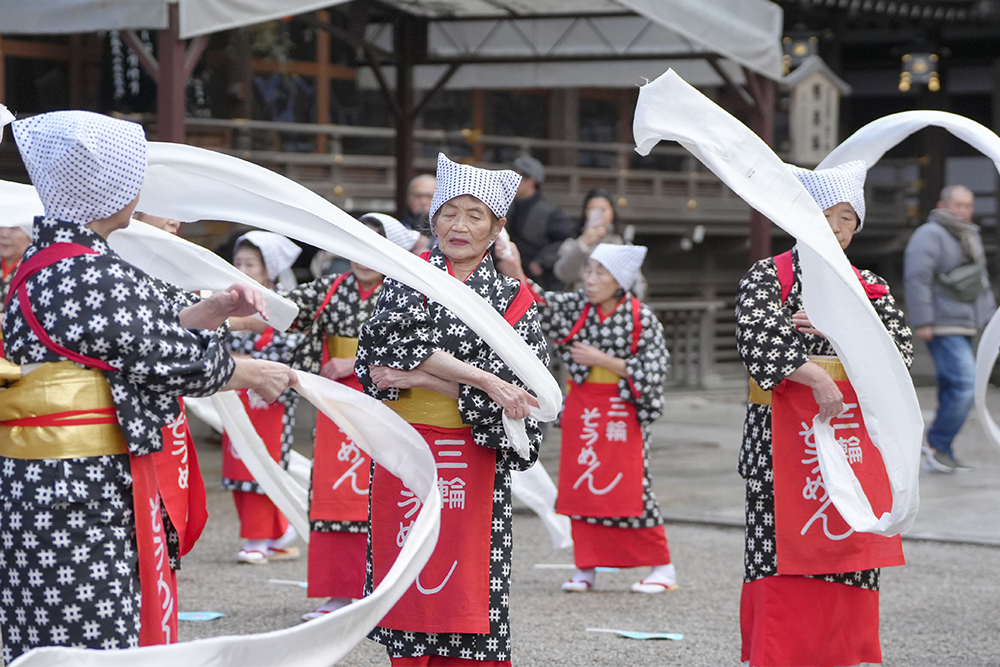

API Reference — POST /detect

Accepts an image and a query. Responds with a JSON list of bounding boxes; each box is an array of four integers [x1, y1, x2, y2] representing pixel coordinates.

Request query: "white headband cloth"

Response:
[[429, 153, 521, 222], [236, 230, 302, 280], [12, 110, 147, 226], [591, 243, 647, 292], [361, 212, 420, 251]]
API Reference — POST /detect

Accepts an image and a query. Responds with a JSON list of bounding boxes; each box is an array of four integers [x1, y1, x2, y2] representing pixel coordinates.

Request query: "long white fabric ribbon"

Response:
[[137, 142, 563, 456], [186, 391, 569, 550], [10, 371, 441, 667], [0, 180, 299, 332], [810, 110, 1000, 453], [633, 70, 922, 536]]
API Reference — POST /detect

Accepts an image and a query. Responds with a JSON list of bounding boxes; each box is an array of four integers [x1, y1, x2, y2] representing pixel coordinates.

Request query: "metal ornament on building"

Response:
[[782, 34, 819, 74], [899, 53, 940, 92], [783, 55, 852, 167]]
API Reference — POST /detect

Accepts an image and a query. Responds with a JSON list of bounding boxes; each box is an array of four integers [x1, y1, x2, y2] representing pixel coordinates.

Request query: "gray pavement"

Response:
[[167, 373, 1000, 666], [8, 365, 1000, 665]]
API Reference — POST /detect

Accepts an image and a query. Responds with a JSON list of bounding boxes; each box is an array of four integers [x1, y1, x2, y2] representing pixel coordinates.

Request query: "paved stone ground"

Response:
[[8, 362, 1000, 665], [166, 376, 1000, 667]]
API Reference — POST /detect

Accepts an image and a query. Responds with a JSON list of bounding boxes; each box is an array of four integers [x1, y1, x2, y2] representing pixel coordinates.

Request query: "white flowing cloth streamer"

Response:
[[137, 142, 562, 458], [0, 104, 13, 137], [187, 386, 566, 548], [512, 464, 573, 550], [0, 180, 299, 332], [633, 70, 921, 536], [10, 371, 442, 667], [812, 109, 1000, 453], [976, 310, 1000, 451]]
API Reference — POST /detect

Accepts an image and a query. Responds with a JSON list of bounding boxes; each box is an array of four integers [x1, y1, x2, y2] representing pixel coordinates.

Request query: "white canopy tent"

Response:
[[1, 0, 784, 82]]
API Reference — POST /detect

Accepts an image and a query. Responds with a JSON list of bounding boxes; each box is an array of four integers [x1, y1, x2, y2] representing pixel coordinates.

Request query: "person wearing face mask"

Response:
[[498, 242, 674, 595], [221, 231, 304, 565], [278, 213, 420, 621], [0, 110, 296, 661], [734, 161, 913, 667], [356, 153, 547, 666]]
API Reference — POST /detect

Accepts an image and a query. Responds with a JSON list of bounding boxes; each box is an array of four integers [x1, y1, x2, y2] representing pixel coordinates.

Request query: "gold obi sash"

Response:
[[0, 361, 127, 459], [326, 335, 359, 359], [387, 387, 467, 429], [585, 366, 623, 385], [748, 357, 848, 407]]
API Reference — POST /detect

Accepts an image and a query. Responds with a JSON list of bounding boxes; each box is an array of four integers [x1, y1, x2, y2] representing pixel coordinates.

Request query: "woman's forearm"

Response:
[[179, 299, 227, 330], [418, 350, 496, 394], [594, 353, 627, 377], [412, 370, 460, 399]]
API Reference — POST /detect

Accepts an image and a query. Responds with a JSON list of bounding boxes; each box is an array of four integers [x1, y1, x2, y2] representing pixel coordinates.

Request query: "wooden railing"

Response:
[[183, 117, 752, 229], [646, 300, 727, 387]]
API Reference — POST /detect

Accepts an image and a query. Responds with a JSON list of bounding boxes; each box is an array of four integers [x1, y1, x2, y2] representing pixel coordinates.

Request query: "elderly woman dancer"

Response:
[[500, 243, 673, 594], [0, 111, 296, 662], [356, 153, 546, 666], [282, 213, 419, 620], [736, 161, 912, 667], [221, 231, 304, 564]]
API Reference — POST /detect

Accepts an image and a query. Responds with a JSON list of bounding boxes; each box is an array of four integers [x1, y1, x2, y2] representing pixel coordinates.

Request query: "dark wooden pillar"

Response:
[[394, 16, 418, 217], [746, 70, 776, 263], [157, 3, 186, 143]]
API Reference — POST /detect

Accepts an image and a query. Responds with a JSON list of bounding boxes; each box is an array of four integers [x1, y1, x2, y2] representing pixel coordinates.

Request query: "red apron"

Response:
[[556, 378, 645, 518], [371, 423, 495, 634], [6, 242, 178, 646], [553, 297, 645, 518], [370, 271, 536, 634], [221, 388, 286, 483], [151, 401, 209, 557], [310, 335, 371, 523], [771, 378, 905, 575]]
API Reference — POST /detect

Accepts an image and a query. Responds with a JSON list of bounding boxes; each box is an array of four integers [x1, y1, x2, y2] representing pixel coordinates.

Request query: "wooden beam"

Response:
[[316, 9, 331, 153], [471, 89, 485, 162], [157, 3, 186, 143], [68, 35, 83, 108], [0, 37, 5, 105], [122, 31, 159, 80], [0, 39, 71, 61]]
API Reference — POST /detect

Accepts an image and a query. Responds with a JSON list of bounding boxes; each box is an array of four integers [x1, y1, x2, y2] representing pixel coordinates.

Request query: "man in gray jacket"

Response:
[[904, 185, 996, 471]]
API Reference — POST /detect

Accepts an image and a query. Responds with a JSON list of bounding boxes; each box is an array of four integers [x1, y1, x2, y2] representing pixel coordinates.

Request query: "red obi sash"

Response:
[[556, 379, 646, 518], [771, 379, 904, 575], [222, 388, 286, 483], [310, 336, 370, 523], [371, 424, 495, 634], [7, 242, 184, 646]]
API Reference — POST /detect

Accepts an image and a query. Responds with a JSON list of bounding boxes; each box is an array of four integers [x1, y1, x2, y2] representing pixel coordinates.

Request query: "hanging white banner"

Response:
[[633, 69, 921, 536]]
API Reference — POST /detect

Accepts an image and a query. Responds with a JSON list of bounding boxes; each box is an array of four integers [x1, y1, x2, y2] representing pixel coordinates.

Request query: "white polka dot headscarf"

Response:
[[591, 243, 647, 292], [236, 231, 302, 281], [789, 160, 868, 231], [11, 110, 147, 226], [429, 153, 521, 226]]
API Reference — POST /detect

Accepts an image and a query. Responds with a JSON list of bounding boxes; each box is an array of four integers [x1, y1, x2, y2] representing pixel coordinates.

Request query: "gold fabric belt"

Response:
[[0, 361, 127, 459], [326, 335, 359, 360], [585, 366, 623, 385], [387, 387, 467, 429], [748, 357, 848, 407]]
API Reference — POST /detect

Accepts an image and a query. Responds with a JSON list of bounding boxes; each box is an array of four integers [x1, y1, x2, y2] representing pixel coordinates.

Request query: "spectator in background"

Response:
[[399, 173, 436, 234], [0, 220, 32, 313], [554, 187, 647, 299], [904, 184, 996, 472], [506, 155, 576, 290]]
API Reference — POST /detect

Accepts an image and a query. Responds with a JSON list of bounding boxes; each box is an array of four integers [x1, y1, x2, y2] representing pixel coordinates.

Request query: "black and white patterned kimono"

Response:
[[735, 250, 913, 590], [220, 327, 301, 495], [0, 218, 235, 662], [356, 247, 547, 662], [283, 271, 381, 535], [534, 288, 670, 530]]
